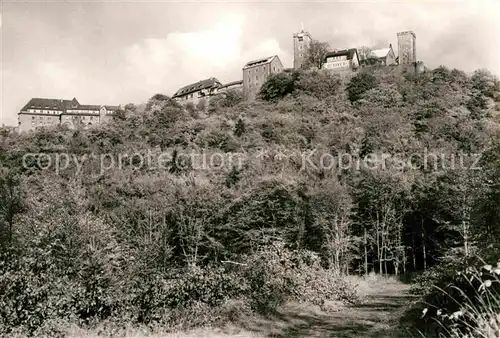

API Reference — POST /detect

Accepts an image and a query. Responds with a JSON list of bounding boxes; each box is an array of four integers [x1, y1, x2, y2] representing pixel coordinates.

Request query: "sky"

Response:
[[1, 0, 499, 126]]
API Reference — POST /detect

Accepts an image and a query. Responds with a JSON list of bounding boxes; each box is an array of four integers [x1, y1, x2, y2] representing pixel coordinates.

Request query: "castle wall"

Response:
[[397, 31, 416, 65], [18, 113, 61, 132], [243, 57, 283, 101]]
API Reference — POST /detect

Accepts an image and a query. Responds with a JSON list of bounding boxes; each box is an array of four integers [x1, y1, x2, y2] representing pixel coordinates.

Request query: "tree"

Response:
[[357, 46, 378, 66], [0, 170, 23, 246], [310, 180, 355, 274], [304, 40, 330, 69], [259, 72, 297, 101], [346, 72, 378, 103]]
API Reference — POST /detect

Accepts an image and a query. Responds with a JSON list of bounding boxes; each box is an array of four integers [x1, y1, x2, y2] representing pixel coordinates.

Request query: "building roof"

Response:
[[21, 98, 80, 111], [219, 80, 243, 89], [172, 77, 222, 98], [75, 105, 101, 111], [243, 55, 279, 69], [20, 98, 119, 114], [323, 48, 358, 61], [370, 48, 391, 59]]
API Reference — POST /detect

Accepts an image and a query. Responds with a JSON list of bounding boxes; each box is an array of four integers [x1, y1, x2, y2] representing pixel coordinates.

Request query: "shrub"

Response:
[[259, 72, 297, 102], [241, 241, 299, 313], [294, 70, 342, 99], [240, 241, 359, 313], [346, 72, 378, 103], [196, 98, 207, 112], [208, 90, 244, 114]]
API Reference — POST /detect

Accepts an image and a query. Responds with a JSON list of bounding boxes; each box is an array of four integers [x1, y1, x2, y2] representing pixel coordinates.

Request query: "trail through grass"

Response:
[[68, 276, 415, 338]]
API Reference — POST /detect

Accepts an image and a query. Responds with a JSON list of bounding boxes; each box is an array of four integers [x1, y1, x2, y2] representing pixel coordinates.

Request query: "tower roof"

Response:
[[397, 30, 416, 38]]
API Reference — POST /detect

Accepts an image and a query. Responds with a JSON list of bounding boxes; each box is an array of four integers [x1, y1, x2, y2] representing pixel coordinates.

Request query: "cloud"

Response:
[[35, 61, 80, 94], [123, 13, 292, 97]]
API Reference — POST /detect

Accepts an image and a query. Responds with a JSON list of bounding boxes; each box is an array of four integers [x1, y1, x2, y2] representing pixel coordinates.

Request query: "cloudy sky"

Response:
[[1, 0, 499, 126]]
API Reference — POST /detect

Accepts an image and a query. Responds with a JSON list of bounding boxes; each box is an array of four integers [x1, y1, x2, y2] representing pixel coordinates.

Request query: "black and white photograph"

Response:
[[0, 0, 500, 337]]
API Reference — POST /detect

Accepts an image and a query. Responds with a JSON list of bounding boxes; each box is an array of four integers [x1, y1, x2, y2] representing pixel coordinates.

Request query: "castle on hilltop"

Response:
[[292, 27, 417, 72], [17, 28, 421, 132], [171, 27, 420, 106]]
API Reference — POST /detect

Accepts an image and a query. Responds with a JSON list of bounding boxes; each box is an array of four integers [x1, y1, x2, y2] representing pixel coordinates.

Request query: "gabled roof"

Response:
[[243, 55, 279, 69], [172, 77, 222, 98], [21, 97, 80, 111], [20, 98, 119, 114], [370, 48, 391, 59], [323, 48, 359, 62]]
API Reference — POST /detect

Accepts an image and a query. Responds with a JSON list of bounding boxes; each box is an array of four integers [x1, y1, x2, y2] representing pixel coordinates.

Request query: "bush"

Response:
[[259, 72, 297, 102], [294, 70, 342, 99], [241, 241, 359, 313], [346, 72, 378, 103]]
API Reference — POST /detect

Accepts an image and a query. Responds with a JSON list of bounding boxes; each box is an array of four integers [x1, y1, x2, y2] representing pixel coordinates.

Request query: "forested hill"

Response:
[[0, 65, 499, 337]]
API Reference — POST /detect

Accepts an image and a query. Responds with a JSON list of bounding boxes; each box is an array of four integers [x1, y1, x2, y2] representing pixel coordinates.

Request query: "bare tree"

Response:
[[357, 46, 373, 60], [358, 46, 378, 66], [305, 40, 330, 69]]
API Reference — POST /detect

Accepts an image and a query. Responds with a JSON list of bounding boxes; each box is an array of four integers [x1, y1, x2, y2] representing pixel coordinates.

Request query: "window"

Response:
[[32, 116, 35, 120], [256, 76, 258, 81], [298, 37, 303, 42]]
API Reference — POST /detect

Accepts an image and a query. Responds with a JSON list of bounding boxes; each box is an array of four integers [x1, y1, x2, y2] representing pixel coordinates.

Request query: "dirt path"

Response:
[[238, 279, 415, 338]]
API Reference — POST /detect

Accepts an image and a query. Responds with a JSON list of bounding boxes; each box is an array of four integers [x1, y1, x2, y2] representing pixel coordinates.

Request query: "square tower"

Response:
[[397, 31, 416, 65], [293, 29, 312, 70]]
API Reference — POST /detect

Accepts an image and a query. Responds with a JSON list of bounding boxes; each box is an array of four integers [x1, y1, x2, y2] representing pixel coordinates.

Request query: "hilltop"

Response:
[[0, 65, 499, 337]]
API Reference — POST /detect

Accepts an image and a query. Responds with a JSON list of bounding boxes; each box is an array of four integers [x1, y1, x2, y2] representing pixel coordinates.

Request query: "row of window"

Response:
[[28, 109, 62, 114], [64, 116, 99, 121], [26, 121, 94, 128], [67, 110, 100, 114], [31, 116, 99, 121], [182, 93, 195, 100], [31, 120, 57, 126], [324, 61, 350, 68], [180, 89, 215, 100], [328, 56, 347, 61], [27, 109, 104, 114]]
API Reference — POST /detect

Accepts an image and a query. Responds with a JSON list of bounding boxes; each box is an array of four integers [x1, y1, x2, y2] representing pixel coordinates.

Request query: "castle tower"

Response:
[[293, 26, 312, 70], [397, 31, 416, 65]]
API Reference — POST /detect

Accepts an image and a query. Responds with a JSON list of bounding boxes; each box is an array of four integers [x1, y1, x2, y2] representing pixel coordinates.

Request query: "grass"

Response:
[[421, 262, 500, 338], [8, 275, 415, 338]]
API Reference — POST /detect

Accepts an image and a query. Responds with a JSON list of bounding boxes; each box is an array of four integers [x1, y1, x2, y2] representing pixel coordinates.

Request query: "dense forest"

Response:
[[0, 65, 499, 337]]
